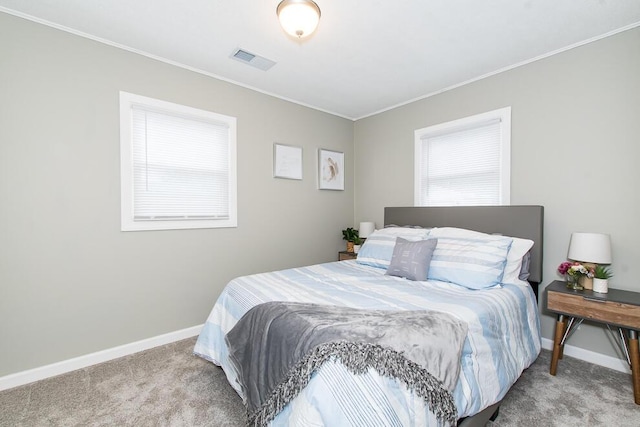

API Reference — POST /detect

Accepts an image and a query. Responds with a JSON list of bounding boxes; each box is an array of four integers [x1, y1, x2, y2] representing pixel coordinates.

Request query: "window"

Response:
[[414, 107, 510, 207], [120, 92, 237, 231]]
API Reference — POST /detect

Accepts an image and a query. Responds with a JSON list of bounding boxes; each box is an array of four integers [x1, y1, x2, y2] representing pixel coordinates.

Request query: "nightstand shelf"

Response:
[[338, 251, 357, 261], [545, 280, 640, 404]]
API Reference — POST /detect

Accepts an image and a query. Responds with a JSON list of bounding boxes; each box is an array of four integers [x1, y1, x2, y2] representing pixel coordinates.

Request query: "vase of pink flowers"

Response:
[[557, 261, 594, 290]]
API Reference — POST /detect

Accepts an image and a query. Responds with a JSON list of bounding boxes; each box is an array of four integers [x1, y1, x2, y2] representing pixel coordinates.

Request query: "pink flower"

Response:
[[557, 261, 572, 275], [557, 261, 595, 279]]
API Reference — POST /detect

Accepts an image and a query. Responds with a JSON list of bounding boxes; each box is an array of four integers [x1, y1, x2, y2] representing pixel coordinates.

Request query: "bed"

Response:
[[194, 205, 544, 426]]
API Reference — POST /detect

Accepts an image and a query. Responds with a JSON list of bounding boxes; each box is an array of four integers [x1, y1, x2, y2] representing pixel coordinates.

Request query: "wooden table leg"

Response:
[[629, 330, 640, 405], [550, 314, 566, 376]]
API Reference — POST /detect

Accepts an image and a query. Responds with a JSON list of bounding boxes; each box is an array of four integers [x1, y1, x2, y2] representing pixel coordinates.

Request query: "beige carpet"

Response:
[[0, 338, 244, 427], [1, 337, 637, 426]]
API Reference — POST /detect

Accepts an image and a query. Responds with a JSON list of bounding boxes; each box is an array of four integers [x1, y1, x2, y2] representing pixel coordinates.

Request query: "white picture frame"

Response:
[[273, 143, 303, 180], [318, 149, 344, 190]]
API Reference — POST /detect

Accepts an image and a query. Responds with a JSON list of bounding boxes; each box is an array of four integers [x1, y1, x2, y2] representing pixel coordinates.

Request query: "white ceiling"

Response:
[[2, 0, 640, 120]]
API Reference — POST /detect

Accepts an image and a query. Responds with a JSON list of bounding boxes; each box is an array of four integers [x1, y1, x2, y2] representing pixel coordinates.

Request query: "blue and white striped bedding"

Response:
[[194, 260, 541, 426]]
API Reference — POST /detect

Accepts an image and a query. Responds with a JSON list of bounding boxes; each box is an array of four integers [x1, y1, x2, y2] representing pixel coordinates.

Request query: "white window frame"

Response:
[[120, 92, 237, 231], [414, 107, 511, 207]]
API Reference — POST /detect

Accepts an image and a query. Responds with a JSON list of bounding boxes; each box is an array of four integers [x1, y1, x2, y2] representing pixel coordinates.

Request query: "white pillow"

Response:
[[430, 227, 533, 285], [374, 227, 431, 237]]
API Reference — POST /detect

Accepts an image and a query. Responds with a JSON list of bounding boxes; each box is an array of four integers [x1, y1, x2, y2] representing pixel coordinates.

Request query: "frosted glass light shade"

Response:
[[359, 222, 376, 238], [567, 232, 612, 264], [277, 0, 321, 38]]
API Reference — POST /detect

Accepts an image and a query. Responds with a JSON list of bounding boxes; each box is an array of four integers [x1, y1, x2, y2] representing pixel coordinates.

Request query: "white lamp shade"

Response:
[[277, 0, 321, 38], [567, 232, 612, 264], [359, 222, 376, 238]]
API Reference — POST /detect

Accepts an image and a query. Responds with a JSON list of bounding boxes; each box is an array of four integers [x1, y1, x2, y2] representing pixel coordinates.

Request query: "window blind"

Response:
[[417, 118, 504, 206], [131, 107, 230, 220]]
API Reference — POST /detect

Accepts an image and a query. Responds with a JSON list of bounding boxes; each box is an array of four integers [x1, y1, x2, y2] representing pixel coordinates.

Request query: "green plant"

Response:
[[594, 265, 613, 279], [353, 236, 363, 245], [341, 227, 359, 242]]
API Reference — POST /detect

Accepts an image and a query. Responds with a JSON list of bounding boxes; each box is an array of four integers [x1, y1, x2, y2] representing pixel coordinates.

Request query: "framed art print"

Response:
[[273, 143, 302, 180], [318, 149, 344, 190]]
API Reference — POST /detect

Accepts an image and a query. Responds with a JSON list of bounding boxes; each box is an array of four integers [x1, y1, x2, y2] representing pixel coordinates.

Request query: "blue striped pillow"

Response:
[[356, 228, 430, 269], [428, 236, 513, 289]]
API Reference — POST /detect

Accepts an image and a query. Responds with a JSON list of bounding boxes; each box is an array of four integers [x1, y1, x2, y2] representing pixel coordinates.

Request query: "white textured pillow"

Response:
[[430, 227, 533, 285], [374, 227, 431, 237], [356, 227, 431, 269]]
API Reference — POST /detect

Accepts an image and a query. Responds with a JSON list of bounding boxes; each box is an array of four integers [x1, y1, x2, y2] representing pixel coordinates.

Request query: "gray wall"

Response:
[[0, 13, 354, 376], [2, 10, 638, 378], [354, 27, 640, 360]]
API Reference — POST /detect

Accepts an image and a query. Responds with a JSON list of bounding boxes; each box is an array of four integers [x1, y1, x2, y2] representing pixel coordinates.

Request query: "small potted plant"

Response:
[[593, 265, 613, 293], [353, 236, 363, 254], [342, 227, 359, 253]]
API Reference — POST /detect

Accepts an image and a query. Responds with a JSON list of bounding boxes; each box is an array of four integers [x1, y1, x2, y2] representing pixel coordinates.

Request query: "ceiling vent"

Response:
[[231, 48, 276, 71]]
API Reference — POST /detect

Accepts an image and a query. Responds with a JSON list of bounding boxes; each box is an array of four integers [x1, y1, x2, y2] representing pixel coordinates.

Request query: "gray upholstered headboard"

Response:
[[384, 205, 544, 294]]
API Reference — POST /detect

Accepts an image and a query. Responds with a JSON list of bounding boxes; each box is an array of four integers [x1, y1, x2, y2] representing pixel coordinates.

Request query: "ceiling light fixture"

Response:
[[276, 0, 321, 39]]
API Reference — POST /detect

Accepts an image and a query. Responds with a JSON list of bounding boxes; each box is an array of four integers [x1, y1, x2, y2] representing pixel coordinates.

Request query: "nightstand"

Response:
[[338, 251, 357, 261], [545, 280, 640, 404]]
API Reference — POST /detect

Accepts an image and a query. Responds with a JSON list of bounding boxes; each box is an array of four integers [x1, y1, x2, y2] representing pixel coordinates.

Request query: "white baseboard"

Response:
[[2, 327, 629, 392], [541, 337, 631, 374], [0, 324, 203, 392]]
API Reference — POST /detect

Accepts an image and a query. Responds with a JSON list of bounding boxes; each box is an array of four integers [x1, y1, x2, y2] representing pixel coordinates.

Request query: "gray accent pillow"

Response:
[[519, 251, 531, 281], [385, 237, 438, 281]]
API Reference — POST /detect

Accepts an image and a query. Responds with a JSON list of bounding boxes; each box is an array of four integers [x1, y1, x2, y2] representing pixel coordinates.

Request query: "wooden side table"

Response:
[[338, 251, 357, 261], [545, 280, 640, 404]]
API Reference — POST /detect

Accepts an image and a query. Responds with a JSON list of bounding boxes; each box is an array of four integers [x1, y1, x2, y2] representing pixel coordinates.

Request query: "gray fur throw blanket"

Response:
[[225, 302, 468, 426]]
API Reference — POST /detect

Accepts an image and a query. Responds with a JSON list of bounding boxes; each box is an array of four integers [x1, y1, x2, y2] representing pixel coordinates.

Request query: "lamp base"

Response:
[[580, 263, 596, 290]]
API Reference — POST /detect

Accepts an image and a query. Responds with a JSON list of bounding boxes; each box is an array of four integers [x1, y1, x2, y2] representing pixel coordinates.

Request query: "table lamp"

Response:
[[359, 222, 376, 240], [567, 232, 612, 290]]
